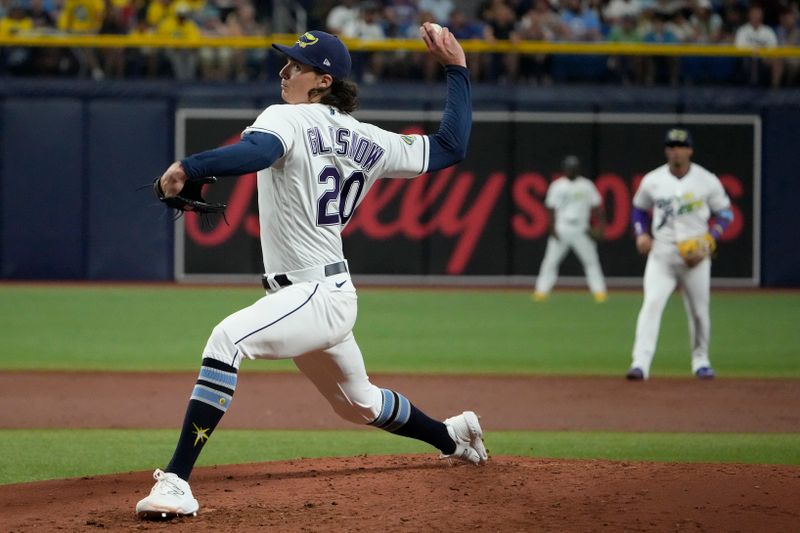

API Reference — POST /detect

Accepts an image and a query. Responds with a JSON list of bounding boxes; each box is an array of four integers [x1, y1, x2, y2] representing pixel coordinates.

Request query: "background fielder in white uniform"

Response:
[[626, 128, 734, 381], [533, 155, 608, 303], [135, 26, 487, 521]]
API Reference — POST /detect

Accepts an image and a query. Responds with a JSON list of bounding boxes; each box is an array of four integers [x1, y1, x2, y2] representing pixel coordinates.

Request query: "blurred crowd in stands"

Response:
[[0, 0, 798, 86]]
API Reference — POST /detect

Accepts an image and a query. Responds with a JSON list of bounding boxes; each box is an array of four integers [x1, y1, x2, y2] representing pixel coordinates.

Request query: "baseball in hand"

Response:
[[421, 23, 443, 37]]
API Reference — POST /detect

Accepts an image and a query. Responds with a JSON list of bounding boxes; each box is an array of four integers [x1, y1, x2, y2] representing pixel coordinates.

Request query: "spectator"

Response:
[[14, 0, 59, 17], [214, 0, 237, 22], [651, 0, 682, 21], [57, 0, 106, 79], [227, 1, 267, 81], [128, 11, 159, 78], [198, 5, 235, 81], [607, 14, 644, 83], [734, 4, 781, 86], [604, 0, 643, 26], [112, 0, 137, 28], [157, 1, 201, 80], [519, 0, 569, 42], [98, 0, 128, 79], [483, 0, 520, 82], [447, 8, 485, 81], [0, 1, 34, 74], [643, 13, 680, 84], [181, 0, 207, 15], [146, 0, 173, 29], [608, 14, 643, 42], [508, 0, 535, 17], [26, 0, 56, 30], [560, 0, 603, 41], [585, 0, 606, 28], [448, 8, 486, 40], [718, 0, 746, 42], [689, 0, 723, 43], [384, 0, 419, 38], [776, 7, 799, 86], [325, 0, 359, 35], [57, 0, 105, 35], [516, 0, 568, 84], [669, 9, 694, 41], [24, 0, 60, 73], [341, 0, 385, 39], [418, 0, 454, 25], [343, 1, 387, 83]]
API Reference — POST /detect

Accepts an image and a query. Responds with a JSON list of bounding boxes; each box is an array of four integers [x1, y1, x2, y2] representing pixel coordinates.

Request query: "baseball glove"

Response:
[[677, 233, 716, 267], [153, 176, 227, 215], [588, 226, 605, 241]]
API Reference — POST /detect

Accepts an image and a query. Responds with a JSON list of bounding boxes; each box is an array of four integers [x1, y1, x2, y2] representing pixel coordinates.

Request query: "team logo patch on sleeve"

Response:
[[401, 135, 416, 146]]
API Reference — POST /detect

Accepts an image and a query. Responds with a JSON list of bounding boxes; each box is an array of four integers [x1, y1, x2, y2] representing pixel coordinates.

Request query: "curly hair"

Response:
[[308, 79, 360, 114]]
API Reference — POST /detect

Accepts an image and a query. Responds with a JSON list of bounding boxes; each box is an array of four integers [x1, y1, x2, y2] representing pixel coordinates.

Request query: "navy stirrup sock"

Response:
[[369, 388, 456, 455], [166, 358, 237, 481]]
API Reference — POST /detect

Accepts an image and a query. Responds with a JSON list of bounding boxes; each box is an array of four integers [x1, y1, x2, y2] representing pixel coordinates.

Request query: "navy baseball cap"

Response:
[[562, 155, 581, 169], [664, 128, 693, 147], [272, 31, 352, 80]]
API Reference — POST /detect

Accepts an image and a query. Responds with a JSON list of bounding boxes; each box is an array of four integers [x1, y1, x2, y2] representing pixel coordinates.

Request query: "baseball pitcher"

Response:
[[136, 25, 488, 520]]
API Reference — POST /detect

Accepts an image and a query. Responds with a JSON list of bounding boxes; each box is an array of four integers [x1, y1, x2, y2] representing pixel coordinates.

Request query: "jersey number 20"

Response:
[[317, 166, 365, 226]]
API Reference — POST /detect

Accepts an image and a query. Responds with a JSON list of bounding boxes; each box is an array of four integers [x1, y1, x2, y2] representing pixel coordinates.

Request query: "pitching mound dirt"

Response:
[[2, 456, 799, 532], [2, 373, 800, 531]]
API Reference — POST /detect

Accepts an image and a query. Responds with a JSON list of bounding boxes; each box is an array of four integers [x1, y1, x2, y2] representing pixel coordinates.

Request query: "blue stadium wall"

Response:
[[1, 79, 798, 286]]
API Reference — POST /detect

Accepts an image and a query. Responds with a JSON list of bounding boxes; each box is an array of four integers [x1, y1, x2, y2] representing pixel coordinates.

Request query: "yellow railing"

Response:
[[2, 33, 800, 57]]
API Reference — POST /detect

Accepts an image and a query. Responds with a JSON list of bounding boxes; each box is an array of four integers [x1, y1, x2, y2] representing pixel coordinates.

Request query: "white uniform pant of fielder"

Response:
[[631, 239, 712, 378], [202, 270, 383, 424], [535, 227, 606, 295]]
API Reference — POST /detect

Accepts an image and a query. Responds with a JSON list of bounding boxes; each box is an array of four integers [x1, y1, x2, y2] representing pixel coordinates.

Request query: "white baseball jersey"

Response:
[[633, 162, 730, 244], [545, 176, 602, 232], [243, 103, 429, 274]]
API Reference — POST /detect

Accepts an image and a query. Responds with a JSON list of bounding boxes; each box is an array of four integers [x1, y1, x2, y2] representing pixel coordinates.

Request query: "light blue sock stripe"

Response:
[[377, 389, 395, 426], [383, 393, 411, 432], [199, 366, 237, 389], [191, 384, 233, 412], [370, 389, 395, 427]]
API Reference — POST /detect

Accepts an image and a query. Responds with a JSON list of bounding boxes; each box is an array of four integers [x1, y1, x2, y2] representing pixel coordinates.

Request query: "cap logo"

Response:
[[323, 58, 331, 67], [667, 129, 689, 142], [297, 32, 319, 48]]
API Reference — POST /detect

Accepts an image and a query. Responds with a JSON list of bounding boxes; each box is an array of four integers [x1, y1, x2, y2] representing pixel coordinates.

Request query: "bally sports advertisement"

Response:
[[175, 111, 759, 286]]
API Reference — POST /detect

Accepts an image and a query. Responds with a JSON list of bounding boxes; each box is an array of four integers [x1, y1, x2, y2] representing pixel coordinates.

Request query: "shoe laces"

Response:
[[152, 469, 186, 497]]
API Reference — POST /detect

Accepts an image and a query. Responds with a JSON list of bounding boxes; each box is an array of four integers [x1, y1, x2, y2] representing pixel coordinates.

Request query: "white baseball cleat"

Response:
[[136, 469, 199, 520], [441, 411, 489, 465]]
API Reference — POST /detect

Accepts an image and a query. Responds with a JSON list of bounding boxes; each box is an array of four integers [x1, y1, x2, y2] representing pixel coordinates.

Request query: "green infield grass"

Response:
[[2, 429, 798, 485], [0, 285, 797, 376]]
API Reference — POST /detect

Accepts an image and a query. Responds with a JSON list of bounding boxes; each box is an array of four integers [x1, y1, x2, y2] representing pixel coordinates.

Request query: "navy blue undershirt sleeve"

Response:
[[181, 131, 285, 179], [427, 65, 472, 172]]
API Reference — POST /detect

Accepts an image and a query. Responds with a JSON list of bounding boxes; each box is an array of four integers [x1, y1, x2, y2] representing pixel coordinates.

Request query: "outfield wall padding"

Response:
[[1, 80, 798, 286]]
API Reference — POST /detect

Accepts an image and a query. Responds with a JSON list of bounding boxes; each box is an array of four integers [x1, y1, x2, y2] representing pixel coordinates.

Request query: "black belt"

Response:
[[261, 261, 348, 290]]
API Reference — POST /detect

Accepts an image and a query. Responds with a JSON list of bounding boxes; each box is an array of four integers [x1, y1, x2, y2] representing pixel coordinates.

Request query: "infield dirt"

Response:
[[1, 372, 799, 532]]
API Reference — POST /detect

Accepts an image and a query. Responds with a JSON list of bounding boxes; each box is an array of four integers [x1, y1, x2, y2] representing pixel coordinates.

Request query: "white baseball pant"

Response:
[[630, 239, 712, 377], [201, 267, 383, 424], [535, 226, 606, 295]]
